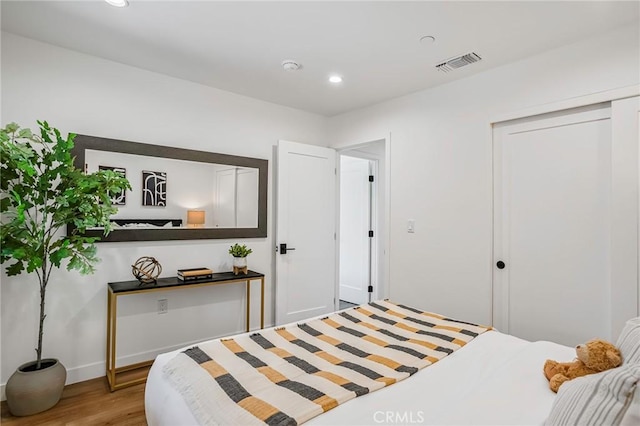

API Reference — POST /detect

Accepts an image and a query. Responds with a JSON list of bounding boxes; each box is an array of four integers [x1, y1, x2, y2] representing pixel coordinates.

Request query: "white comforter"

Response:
[[145, 326, 574, 425]]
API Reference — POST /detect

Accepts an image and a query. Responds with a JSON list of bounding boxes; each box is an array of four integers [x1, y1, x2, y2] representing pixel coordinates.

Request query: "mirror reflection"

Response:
[[69, 134, 268, 242], [85, 150, 259, 229]]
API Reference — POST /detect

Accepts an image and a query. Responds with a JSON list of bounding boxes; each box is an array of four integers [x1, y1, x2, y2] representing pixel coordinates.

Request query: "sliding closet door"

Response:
[[493, 102, 637, 347]]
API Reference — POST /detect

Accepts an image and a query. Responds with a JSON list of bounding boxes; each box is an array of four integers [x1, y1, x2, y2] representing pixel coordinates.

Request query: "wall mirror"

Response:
[[69, 134, 268, 242]]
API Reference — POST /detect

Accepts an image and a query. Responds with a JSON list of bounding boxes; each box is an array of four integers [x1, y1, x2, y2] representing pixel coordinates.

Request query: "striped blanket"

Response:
[[162, 300, 491, 425]]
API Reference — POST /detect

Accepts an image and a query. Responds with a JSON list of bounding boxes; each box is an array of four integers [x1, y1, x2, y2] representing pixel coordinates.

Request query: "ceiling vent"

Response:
[[436, 52, 482, 73]]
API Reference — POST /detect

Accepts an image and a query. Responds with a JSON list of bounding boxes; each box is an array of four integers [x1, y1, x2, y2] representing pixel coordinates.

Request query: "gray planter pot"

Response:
[[6, 358, 66, 416]]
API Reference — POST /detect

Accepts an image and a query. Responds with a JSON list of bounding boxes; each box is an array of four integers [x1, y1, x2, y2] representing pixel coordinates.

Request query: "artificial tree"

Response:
[[0, 121, 130, 370]]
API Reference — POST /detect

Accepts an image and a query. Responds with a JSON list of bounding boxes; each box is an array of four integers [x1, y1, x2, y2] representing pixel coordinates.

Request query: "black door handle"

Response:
[[496, 261, 506, 269], [279, 243, 296, 254]]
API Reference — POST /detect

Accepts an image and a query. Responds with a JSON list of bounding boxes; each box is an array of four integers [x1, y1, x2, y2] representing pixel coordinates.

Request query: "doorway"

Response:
[[338, 140, 387, 307]]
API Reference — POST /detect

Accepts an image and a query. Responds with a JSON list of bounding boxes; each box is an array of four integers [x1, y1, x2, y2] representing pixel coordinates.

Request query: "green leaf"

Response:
[[49, 248, 69, 268], [0, 197, 11, 212], [4, 122, 19, 134], [6, 261, 24, 276], [17, 128, 33, 139], [26, 256, 43, 273]]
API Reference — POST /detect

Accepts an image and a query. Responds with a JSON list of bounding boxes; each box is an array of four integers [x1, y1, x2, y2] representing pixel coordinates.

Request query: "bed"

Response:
[[145, 301, 640, 425], [111, 218, 183, 228]]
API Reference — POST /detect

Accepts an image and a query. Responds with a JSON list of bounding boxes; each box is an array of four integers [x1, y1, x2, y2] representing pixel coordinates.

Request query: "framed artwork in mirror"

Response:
[[142, 170, 167, 207]]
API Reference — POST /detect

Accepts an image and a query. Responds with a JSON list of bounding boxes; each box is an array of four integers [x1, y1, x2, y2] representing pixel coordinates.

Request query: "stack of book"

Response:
[[177, 267, 213, 281]]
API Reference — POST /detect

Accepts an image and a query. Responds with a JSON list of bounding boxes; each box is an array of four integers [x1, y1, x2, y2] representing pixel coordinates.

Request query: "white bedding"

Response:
[[145, 322, 574, 425]]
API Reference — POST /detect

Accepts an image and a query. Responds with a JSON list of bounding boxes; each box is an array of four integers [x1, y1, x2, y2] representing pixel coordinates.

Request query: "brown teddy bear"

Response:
[[543, 339, 622, 393]]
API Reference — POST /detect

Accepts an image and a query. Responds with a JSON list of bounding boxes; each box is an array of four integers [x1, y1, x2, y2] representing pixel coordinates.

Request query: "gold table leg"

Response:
[[246, 279, 251, 332], [106, 289, 111, 387], [107, 289, 117, 391], [260, 277, 265, 329]]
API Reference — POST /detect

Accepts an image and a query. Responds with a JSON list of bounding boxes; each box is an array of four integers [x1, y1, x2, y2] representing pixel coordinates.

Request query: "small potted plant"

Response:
[[229, 243, 252, 275]]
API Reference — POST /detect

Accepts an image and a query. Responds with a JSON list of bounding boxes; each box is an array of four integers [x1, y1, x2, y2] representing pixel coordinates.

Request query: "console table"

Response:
[[106, 270, 265, 391]]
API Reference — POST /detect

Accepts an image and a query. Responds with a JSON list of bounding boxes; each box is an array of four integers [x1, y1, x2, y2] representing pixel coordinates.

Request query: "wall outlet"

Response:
[[158, 299, 168, 314]]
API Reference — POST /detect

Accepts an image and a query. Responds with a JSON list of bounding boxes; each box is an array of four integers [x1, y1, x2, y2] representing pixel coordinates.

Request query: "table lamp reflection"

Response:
[[187, 210, 205, 228]]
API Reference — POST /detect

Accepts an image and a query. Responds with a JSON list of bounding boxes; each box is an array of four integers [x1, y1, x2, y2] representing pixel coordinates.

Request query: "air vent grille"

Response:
[[436, 52, 482, 73]]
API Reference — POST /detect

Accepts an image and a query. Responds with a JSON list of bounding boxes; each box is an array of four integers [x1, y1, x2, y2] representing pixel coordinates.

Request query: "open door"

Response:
[[339, 155, 373, 305], [275, 140, 337, 325]]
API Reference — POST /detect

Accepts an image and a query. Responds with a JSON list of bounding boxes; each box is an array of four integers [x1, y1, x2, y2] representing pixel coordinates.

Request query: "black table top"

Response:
[[108, 270, 264, 293]]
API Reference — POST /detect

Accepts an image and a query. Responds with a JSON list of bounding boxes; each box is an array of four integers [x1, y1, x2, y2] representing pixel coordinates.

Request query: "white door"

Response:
[[276, 140, 337, 325], [339, 155, 371, 305], [236, 168, 259, 228], [494, 104, 617, 346], [215, 168, 236, 227]]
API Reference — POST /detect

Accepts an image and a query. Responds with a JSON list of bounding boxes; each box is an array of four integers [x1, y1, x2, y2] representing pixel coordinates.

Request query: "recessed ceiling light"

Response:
[[105, 0, 129, 7], [329, 75, 343, 83], [420, 35, 436, 44]]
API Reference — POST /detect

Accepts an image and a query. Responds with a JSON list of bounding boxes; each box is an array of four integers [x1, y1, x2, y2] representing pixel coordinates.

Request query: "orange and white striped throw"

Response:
[[162, 300, 491, 425]]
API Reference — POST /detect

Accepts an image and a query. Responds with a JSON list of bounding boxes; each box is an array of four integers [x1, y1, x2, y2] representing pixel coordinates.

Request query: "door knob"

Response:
[[279, 243, 296, 254], [496, 261, 506, 269]]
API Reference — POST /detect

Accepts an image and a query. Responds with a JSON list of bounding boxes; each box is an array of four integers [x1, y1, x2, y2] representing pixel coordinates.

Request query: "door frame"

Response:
[[489, 86, 639, 339], [336, 136, 391, 307]]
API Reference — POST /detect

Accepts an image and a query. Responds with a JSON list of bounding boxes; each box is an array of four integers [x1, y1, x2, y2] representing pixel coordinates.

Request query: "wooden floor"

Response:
[[1, 372, 147, 425], [339, 300, 358, 310]]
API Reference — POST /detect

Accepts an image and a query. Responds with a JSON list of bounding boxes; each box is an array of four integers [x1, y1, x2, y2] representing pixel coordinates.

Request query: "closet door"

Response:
[[493, 101, 637, 347]]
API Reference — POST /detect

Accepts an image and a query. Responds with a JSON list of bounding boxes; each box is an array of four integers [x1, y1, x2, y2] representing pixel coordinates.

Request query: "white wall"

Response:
[[0, 32, 327, 391], [328, 25, 640, 326]]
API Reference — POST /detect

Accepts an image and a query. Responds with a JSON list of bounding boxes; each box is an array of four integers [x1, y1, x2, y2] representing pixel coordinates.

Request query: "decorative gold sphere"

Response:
[[131, 256, 162, 284]]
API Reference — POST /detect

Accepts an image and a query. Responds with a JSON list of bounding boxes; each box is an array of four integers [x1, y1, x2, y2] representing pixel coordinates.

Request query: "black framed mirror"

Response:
[[68, 134, 268, 242]]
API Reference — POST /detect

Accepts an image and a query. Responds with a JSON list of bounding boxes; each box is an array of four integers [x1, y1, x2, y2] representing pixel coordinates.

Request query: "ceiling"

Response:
[[1, 1, 638, 116]]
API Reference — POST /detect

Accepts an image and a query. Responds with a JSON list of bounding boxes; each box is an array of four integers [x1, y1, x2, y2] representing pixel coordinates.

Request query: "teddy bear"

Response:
[[543, 339, 622, 393]]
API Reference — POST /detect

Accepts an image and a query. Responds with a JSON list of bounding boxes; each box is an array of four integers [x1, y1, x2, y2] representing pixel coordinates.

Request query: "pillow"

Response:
[[620, 381, 639, 426], [617, 317, 640, 364], [545, 364, 640, 426]]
